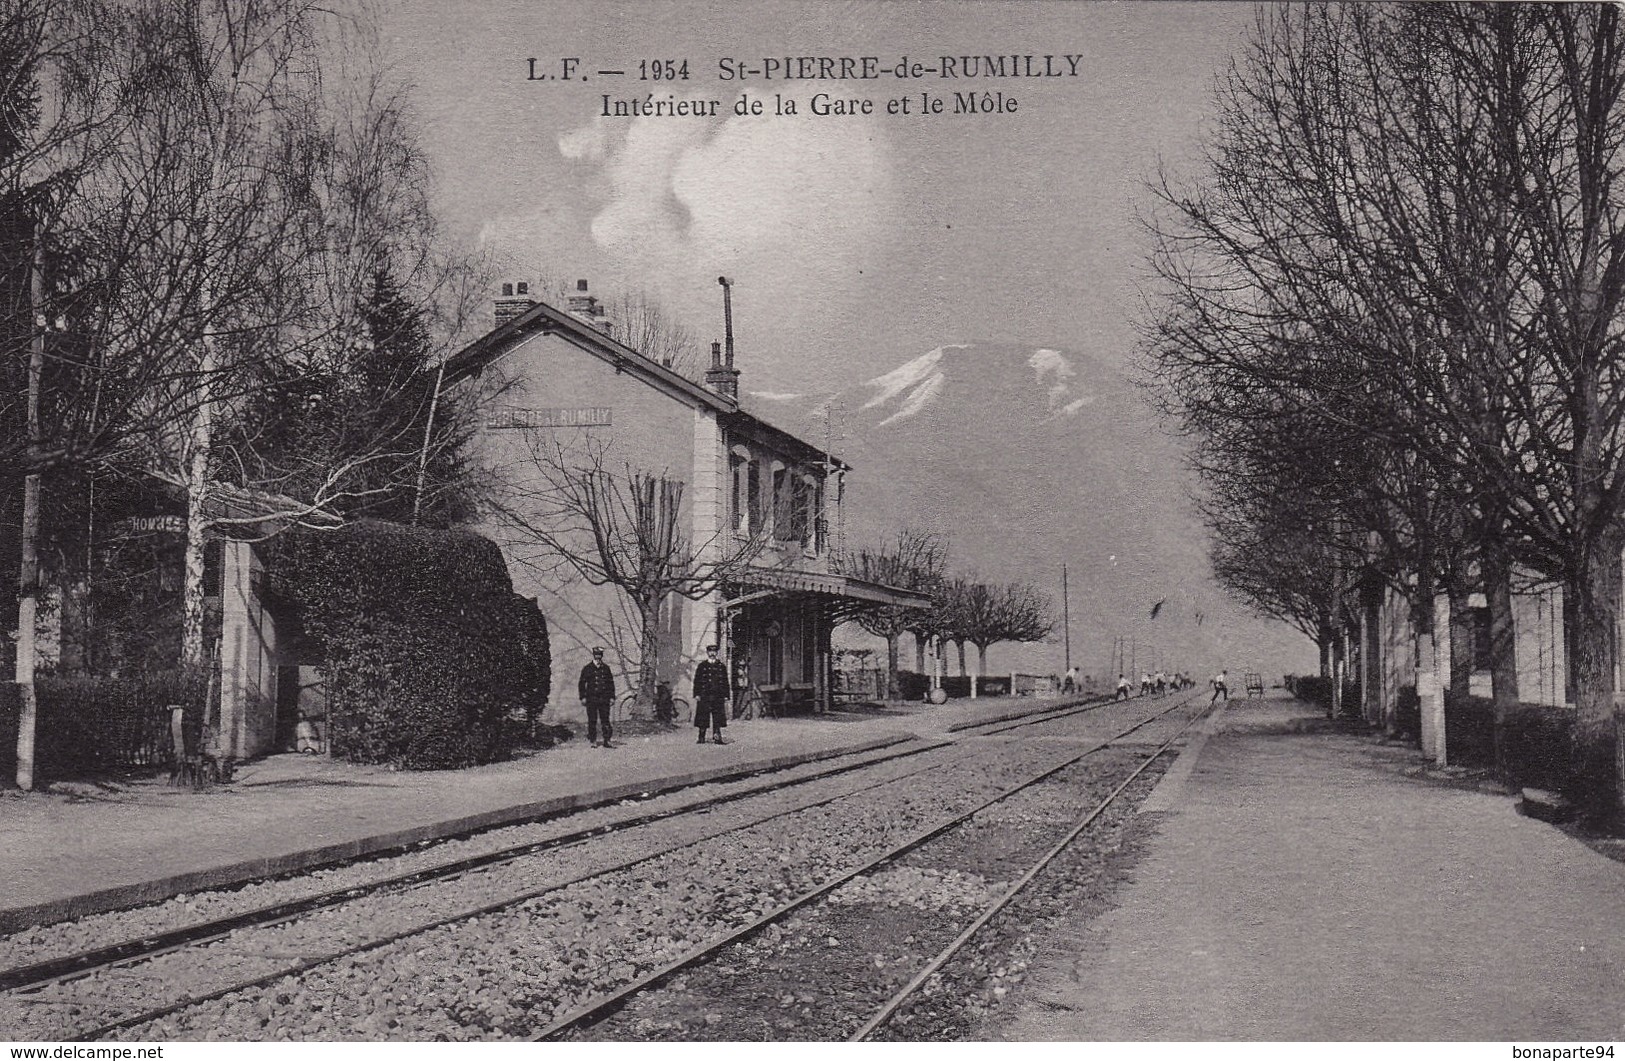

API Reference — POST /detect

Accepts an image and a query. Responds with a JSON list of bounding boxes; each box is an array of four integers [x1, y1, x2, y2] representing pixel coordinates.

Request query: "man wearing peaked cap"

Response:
[[693, 644, 730, 745], [579, 647, 616, 748]]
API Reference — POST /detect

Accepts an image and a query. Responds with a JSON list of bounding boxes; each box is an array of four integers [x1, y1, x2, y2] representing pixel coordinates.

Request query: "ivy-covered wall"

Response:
[[266, 521, 549, 769]]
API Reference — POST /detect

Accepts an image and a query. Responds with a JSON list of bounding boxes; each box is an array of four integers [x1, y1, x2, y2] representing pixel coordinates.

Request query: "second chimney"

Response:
[[705, 340, 740, 400], [494, 280, 535, 327], [567, 278, 613, 336]]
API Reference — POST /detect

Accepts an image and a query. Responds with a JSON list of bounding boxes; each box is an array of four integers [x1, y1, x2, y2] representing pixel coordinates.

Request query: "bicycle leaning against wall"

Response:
[[613, 682, 691, 725], [732, 682, 769, 721]]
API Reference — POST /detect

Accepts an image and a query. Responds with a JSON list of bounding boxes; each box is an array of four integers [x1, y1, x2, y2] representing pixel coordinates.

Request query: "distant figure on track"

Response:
[[693, 644, 730, 745], [1116, 674, 1131, 701], [1211, 669, 1229, 704], [1063, 667, 1078, 694], [579, 647, 616, 748]]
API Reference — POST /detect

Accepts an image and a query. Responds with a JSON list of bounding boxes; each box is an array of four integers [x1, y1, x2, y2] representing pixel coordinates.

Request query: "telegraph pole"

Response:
[[1062, 564, 1071, 672]]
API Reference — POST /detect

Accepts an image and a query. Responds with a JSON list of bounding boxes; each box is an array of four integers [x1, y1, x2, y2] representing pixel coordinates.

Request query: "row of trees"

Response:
[[844, 529, 1054, 697], [3, 0, 489, 786], [1143, 6, 1625, 815]]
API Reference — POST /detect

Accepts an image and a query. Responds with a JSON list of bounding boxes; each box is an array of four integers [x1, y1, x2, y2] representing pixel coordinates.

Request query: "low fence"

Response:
[[833, 667, 886, 703], [0, 669, 205, 784], [835, 669, 1067, 703]]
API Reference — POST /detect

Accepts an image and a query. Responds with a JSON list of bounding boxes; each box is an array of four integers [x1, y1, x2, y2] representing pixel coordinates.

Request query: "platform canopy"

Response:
[[723, 565, 932, 623]]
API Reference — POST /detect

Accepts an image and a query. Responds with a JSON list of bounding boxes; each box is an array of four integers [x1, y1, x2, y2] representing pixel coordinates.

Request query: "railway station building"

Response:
[[440, 280, 930, 717], [1338, 563, 1569, 765]]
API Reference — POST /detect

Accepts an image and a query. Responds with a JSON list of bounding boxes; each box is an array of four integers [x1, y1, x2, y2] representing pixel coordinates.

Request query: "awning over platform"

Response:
[[724, 565, 931, 622]]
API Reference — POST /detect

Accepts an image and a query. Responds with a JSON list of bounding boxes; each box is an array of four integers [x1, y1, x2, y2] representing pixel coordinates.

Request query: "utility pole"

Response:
[[1062, 564, 1071, 672], [15, 221, 44, 790]]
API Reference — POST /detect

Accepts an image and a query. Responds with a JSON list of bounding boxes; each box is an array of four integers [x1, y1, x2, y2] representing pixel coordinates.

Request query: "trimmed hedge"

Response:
[[936, 675, 1012, 699], [896, 670, 931, 701], [0, 669, 204, 784], [266, 521, 549, 770], [1393, 684, 1421, 741], [1448, 695, 1605, 812], [1288, 676, 1362, 717], [1443, 691, 1496, 766]]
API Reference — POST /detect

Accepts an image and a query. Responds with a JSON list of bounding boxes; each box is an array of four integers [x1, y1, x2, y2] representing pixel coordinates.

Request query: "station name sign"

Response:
[[113, 516, 187, 535], [487, 406, 613, 430]]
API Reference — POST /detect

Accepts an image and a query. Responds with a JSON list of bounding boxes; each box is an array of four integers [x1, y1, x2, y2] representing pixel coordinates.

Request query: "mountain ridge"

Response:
[[745, 341, 1313, 679]]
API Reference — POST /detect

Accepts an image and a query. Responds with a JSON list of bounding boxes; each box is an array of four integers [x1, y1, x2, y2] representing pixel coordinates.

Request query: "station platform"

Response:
[[0, 693, 1055, 934], [996, 693, 1625, 1041]]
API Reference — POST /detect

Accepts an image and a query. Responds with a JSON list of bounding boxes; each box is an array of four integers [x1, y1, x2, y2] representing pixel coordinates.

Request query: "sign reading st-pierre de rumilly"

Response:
[[486, 407, 613, 430]]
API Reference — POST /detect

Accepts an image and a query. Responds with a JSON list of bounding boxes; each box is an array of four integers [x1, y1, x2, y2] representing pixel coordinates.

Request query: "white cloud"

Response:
[[558, 121, 610, 161], [532, 92, 897, 372]]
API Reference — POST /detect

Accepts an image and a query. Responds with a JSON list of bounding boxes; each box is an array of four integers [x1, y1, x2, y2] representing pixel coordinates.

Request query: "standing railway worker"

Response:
[[1116, 674, 1131, 701], [579, 647, 616, 748], [1211, 669, 1229, 705], [693, 644, 730, 745]]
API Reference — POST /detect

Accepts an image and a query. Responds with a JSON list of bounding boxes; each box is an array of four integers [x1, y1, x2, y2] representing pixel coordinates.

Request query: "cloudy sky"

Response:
[[380, 0, 1315, 674], [385, 1, 1254, 385]]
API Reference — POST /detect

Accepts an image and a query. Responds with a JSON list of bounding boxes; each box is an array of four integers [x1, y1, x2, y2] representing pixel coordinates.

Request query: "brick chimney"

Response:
[[705, 340, 740, 400], [566, 278, 613, 336], [494, 281, 535, 327]]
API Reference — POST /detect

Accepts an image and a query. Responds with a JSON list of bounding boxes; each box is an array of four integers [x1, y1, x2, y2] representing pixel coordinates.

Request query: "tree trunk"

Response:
[[913, 633, 926, 674], [181, 336, 217, 673], [885, 634, 901, 700], [1318, 623, 1333, 680], [956, 640, 966, 676], [1447, 583, 1473, 705], [976, 643, 988, 672], [636, 594, 662, 706], [1567, 529, 1622, 821], [1482, 535, 1519, 772]]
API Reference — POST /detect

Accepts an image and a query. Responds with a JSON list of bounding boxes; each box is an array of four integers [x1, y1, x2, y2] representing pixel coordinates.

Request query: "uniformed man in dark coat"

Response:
[[578, 647, 616, 747], [692, 645, 730, 745]]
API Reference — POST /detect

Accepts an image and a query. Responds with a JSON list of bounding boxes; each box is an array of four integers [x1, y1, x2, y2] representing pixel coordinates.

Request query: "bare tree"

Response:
[[841, 528, 946, 698], [4, 0, 130, 790], [496, 433, 767, 704], [954, 579, 1054, 674], [74, 1, 489, 668], [607, 288, 699, 378], [1143, 4, 1625, 813]]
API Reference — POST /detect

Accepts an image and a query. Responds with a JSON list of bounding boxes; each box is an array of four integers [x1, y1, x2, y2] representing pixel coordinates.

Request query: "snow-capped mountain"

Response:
[[746, 342, 1309, 678]]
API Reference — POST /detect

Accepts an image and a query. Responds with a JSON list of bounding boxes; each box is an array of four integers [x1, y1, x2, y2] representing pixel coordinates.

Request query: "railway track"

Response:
[[542, 695, 1207, 1041], [0, 695, 1115, 997], [4, 695, 1159, 1040]]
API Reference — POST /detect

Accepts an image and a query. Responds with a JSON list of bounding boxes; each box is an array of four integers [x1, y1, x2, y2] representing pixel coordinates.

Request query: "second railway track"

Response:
[[547, 695, 1208, 1041], [1, 693, 1203, 1041]]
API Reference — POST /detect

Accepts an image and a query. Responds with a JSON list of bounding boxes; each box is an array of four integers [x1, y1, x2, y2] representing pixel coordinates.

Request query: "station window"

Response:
[[774, 467, 795, 541], [730, 452, 749, 534]]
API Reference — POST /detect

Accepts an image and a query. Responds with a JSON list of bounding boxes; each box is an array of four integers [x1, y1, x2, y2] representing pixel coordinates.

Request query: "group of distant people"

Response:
[[577, 644, 1240, 751], [1108, 669, 1231, 704], [1060, 668, 1099, 694]]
